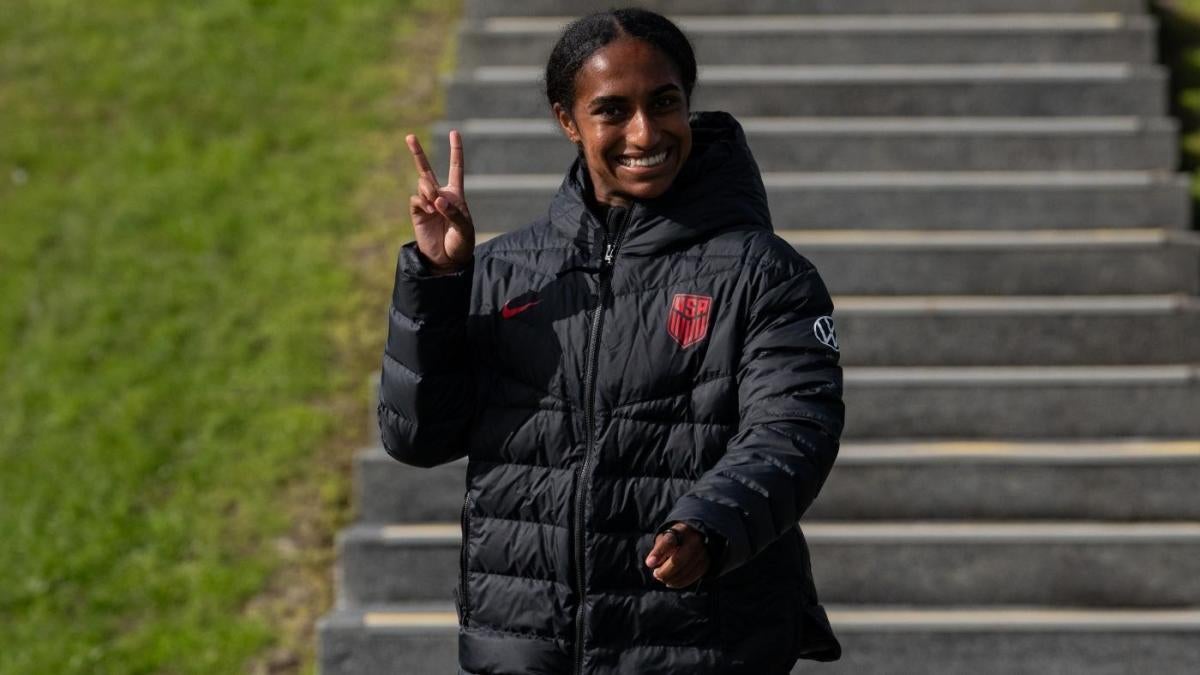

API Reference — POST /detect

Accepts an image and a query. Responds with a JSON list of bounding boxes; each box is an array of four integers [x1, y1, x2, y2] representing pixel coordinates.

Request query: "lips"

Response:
[[617, 149, 670, 170]]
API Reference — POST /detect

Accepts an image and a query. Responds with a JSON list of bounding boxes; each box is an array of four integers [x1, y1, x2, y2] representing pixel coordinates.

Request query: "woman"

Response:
[[380, 8, 844, 674]]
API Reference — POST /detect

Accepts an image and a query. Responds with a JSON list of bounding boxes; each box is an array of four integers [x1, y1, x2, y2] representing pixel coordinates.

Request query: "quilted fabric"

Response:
[[379, 112, 844, 674]]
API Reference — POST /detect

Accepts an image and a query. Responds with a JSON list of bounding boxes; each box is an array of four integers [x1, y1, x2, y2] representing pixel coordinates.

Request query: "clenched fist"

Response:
[[645, 522, 710, 589]]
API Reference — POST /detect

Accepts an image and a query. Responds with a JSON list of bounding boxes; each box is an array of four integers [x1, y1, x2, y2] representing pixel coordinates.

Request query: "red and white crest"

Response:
[[667, 293, 713, 348]]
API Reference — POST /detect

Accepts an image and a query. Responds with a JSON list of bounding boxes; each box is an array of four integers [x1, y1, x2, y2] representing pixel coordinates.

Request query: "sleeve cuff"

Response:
[[393, 242, 473, 320]]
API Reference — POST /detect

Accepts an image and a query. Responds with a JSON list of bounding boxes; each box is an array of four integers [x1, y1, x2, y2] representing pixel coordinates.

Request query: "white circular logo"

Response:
[[813, 316, 839, 352]]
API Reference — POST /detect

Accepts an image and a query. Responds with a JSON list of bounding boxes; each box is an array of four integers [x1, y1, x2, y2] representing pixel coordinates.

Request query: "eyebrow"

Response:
[[587, 84, 682, 108]]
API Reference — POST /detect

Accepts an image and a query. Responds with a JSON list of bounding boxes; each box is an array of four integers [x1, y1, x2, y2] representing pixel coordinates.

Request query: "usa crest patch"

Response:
[[668, 294, 712, 349]]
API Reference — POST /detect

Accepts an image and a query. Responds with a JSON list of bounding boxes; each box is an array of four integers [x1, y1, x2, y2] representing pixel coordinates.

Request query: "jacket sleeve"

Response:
[[377, 241, 476, 468], [657, 255, 844, 577]]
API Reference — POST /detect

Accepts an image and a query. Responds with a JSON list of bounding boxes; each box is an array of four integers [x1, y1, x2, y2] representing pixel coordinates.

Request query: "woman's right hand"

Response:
[[407, 129, 474, 273]]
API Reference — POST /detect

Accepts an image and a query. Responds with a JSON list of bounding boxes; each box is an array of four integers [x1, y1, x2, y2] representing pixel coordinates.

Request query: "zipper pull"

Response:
[[603, 242, 616, 266]]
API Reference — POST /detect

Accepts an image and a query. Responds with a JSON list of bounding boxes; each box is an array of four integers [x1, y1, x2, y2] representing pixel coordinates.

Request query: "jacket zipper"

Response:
[[572, 209, 631, 675], [459, 492, 473, 624]]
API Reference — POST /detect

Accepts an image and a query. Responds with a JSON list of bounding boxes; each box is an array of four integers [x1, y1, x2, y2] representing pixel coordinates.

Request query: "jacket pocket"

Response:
[[457, 492, 474, 624]]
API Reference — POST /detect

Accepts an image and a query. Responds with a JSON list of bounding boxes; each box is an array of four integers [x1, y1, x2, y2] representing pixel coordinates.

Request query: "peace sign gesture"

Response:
[[407, 129, 474, 273]]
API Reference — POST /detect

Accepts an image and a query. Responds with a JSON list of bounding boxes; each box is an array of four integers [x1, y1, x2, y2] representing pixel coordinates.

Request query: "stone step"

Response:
[[437, 117, 1179, 172], [468, 229, 1200, 295], [464, 1, 1150, 19], [366, 366, 1199, 440], [815, 441, 1200, 521], [843, 365, 1200, 438], [835, 294, 1200, 366], [382, 292, 1200, 366], [335, 521, 1200, 606], [354, 440, 1200, 524], [318, 604, 1200, 674], [779, 229, 1200, 296], [445, 64, 1167, 118], [463, 171, 1190, 231], [458, 15, 1156, 67]]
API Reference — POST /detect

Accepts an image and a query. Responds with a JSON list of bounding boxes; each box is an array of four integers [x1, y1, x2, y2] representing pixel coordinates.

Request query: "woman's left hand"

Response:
[[645, 522, 709, 588]]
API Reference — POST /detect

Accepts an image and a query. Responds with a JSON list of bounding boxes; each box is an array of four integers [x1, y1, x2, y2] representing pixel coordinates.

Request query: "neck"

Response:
[[588, 171, 633, 209], [593, 190, 632, 210]]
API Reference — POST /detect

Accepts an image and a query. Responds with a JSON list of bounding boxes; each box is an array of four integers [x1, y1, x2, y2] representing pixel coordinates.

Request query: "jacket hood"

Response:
[[548, 111, 773, 257]]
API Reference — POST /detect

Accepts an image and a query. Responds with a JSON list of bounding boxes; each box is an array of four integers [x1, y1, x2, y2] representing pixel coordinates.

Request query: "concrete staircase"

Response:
[[319, 1, 1200, 672]]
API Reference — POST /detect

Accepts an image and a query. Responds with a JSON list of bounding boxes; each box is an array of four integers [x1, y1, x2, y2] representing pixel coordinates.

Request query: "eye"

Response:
[[654, 94, 680, 110], [595, 104, 623, 120]]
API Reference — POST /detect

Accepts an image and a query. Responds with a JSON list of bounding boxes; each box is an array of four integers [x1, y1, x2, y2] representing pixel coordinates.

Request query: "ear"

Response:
[[553, 103, 581, 144]]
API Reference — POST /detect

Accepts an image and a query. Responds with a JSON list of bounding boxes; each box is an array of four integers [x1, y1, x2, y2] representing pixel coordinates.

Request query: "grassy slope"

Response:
[[0, 1, 455, 672], [1157, 0, 1200, 212]]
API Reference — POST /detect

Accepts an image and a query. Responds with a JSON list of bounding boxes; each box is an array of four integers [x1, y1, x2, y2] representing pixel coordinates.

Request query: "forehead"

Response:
[[575, 36, 682, 100]]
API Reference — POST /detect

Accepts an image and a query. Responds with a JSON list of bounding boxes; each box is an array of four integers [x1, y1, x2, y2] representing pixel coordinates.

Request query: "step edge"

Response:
[[846, 364, 1200, 385], [832, 294, 1200, 313], [475, 14, 1150, 35], [357, 440, 1200, 466], [341, 520, 1200, 544], [474, 228, 1198, 249], [461, 63, 1161, 83], [465, 171, 1189, 190], [438, 116, 1179, 135], [323, 604, 1200, 632]]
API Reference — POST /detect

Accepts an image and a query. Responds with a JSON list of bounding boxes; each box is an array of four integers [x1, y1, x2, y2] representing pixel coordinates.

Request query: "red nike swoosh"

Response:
[[501, 300, 540, 319]]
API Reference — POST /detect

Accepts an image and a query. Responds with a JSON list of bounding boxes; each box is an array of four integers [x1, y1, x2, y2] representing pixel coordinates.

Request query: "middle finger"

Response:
[[656, 548, 703, 584], [448, 128, 465, 193], [653, 549, 688, 581], [662, 547, 697, 575]]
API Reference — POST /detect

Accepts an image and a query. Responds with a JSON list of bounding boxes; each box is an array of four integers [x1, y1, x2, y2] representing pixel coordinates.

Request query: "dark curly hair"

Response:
[[544, 8, 697, 114]]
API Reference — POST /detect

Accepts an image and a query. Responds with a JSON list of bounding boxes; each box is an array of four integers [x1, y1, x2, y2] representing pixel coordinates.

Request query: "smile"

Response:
[[617, 150, 669, 169]]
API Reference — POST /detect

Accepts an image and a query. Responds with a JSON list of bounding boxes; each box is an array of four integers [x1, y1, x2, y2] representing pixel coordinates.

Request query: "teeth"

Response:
[[620, 151, 667, 168]]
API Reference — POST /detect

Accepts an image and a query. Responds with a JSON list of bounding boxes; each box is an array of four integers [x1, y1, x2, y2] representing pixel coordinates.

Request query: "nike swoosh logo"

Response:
[[501, 300, 540, 319]]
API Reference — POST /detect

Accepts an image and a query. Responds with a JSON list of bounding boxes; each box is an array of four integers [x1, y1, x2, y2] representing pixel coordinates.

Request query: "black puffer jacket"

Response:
[[379, 111, 844, 674]]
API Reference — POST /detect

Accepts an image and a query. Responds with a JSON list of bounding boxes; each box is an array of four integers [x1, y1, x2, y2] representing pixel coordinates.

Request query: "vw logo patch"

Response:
[[813, 316, 839, 352]]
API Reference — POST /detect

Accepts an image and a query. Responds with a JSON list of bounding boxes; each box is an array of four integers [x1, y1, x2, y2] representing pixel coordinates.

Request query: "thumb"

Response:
[[645, 529, 680, 568]]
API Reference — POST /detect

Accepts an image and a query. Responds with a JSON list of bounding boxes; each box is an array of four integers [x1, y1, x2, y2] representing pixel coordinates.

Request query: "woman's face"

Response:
[[554, 36, 692, 208]]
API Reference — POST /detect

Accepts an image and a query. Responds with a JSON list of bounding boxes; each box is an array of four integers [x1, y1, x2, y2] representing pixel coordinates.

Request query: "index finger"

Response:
[[448, 128, 464, 193], [406, 134, 439, 186]]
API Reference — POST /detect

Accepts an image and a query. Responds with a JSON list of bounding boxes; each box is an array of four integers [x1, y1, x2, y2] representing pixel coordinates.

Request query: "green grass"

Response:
[[1156, 0, 1200, 214], [0, 1, 455, 672]]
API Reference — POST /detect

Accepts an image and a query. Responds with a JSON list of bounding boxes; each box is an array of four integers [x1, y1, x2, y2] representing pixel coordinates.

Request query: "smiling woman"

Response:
[[548, 14, 695, 207], [380, 7, 846, 675]]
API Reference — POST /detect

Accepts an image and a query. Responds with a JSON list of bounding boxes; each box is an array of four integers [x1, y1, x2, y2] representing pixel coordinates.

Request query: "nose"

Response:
[[627, 109, 660, 150]]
